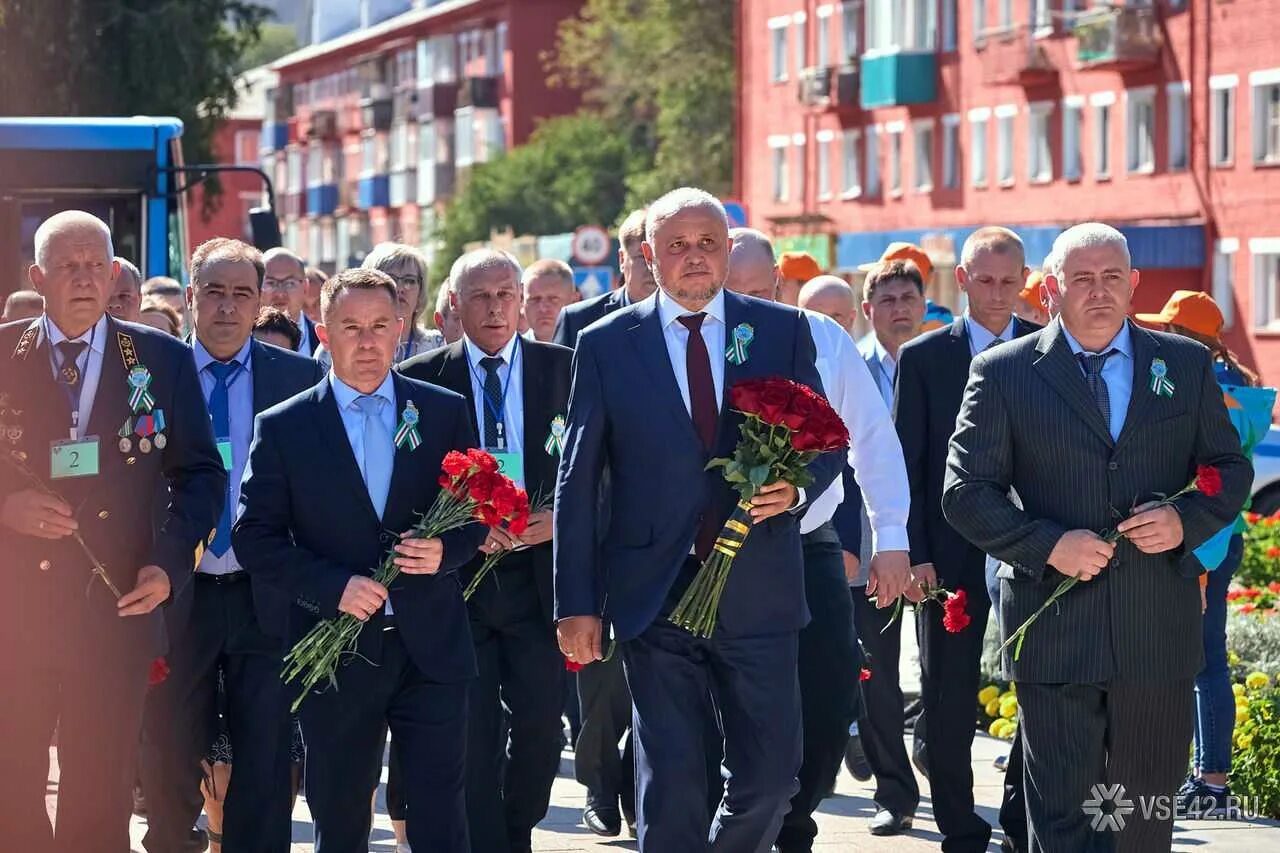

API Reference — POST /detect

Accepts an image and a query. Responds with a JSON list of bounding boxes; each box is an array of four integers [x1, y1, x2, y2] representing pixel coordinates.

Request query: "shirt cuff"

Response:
[[790, 486, 807, 513], [870, 525, 910, 554]]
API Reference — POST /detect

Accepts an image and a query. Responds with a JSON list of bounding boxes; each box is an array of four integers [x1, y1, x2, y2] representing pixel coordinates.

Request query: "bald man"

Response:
[[727, 229, 913, 853], [798, 276, 858, 333], [0, 210, 223, 851], [2, 289, 43, 322], [262, 248, 318, 356]]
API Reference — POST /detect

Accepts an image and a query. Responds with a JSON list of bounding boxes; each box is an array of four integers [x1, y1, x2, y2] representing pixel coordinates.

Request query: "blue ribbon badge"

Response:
[[1149, 358, 1175, 398], [725, 323, 754, 365]]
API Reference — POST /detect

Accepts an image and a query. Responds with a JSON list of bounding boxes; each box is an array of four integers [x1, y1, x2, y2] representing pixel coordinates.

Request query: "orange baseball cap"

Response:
[[778, 251, 823, 282], [1020, 271, 1048, 311], [858, 241, 934, 281], [1134, 290, 1224, 339]]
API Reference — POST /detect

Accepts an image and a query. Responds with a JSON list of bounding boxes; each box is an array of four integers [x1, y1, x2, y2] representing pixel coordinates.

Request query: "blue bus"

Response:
[[0, 116, 277, 294]]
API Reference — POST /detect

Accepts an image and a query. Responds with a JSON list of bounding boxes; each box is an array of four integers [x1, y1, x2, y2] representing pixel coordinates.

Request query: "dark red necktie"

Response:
[[678, 313, 720, 559]]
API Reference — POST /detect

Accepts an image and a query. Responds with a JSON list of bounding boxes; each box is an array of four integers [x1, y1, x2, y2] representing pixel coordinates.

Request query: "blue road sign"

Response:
[[572, 266, 614, 298]]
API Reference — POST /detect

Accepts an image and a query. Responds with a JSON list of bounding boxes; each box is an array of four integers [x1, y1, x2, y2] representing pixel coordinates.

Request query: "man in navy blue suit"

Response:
[[554, 188, 856, 852], [234, 268, 486, 852], [140, 238, 324, 853]]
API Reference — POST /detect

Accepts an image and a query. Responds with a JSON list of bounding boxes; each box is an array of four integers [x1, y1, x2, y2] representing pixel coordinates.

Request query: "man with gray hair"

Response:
[[943, 222, 1250, 851], [107, 257, 142, 323], [555, 186, 855, 851], [261, 247, 317, 356], [435, 278, 463, 344], [523, 258, 579, 343]]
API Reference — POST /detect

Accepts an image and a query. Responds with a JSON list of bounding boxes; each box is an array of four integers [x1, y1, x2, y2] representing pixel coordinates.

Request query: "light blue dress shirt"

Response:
[[195, 338, 254, 574], [964, 311, 1017, 357], [462, 333, 525, 454], [1063, 322, 1134, 441], [656, 287, 726, 415], [329, 371, 398, 494], [42, 314, 107, 439]]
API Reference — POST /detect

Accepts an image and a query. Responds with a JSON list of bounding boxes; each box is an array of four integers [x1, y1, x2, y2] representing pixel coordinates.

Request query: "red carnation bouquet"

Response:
[[882, 584, 972, 635], [998, 465, 1223, 661], [669, 377, 849, 637], [284, 449, 528, 711]]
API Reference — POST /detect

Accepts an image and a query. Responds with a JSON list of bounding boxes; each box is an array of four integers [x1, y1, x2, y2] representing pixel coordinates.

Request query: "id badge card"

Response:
[[216, 439, 234, 471], [488, 448, 525, 490], [50, 436, 101, 479]]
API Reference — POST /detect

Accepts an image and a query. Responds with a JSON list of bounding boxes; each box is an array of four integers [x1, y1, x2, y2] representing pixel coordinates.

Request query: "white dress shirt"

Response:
[[801, 312, 911, 552], [195, 337, 254, 575], [462, 333, 525, 454], [964, 311, 1017, 357], [656, 287, 726, 415], [41, 314, 107, 439]]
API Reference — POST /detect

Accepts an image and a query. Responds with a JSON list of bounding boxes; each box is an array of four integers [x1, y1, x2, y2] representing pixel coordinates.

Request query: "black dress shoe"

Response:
[[844, 734, 872, 781], [869, 808, 913, 836], [583, 805, 622, 836]]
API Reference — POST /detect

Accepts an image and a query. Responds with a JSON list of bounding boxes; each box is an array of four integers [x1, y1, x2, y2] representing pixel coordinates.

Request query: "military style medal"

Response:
[[127, 365, 156, 413], [544, 415, 566, 457], [1149, 358, 1175, 397], [725, 323, 754, 365], [394, 400, 422, 451], [117, 418, 134, 453]]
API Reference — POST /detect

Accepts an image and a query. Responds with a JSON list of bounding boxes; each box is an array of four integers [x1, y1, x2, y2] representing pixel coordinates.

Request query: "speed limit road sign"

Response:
[[572, 225, 611, 266]]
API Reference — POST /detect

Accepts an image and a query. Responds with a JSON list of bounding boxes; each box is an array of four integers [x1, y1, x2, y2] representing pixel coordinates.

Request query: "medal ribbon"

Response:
[[725, 324, 753, 365], [394, 408, 422, 450], [544, 415, 565, 456]]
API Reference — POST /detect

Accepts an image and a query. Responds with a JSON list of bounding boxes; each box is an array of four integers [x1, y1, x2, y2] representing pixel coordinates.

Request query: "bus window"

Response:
[[166, 137, 189, 282]]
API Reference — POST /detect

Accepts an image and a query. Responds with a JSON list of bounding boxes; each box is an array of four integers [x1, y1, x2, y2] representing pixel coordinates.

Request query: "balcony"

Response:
[[979, 28, 1058, 86], [361, 97, 394, 132], [357, 174, 390, 209], [1074, 5, 1161, 71], [282, 191, 306, 219], [307, 184, 339, 216], [798, 67, 832, 106], [310, 109, 339, 140], [420, 82, 458, 119], [860, 51, 937, 109], [389, 169, 417, 207], [458, 75, 500, 110], [261, 122, 288, 152], [829, 64, 860, 110]]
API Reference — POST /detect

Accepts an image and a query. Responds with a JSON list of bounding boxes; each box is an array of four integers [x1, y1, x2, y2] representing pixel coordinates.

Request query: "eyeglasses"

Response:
[[391, 275, 422, 291], [262, 277, 301, 293]]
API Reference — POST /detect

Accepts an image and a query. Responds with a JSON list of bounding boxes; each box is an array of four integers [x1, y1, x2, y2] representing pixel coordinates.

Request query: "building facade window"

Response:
[[998, 0, 1013, 30], [865, 0, 936, 52], [1210, 75, 1237, 167], [794, 13, 808, 71], [1091, 92, 1115, 179], [942, 0, 957, 51], [995, 105, 1016, 186], [1250, 69, 1280, 165], [840, 1, 860, 62], [1063, 97, 1084, 180], [841, 129, 861, 197], [816, 5, 832, 68], [914, 119, 935, 192], [1251, 239, 1280, 330], [886, 121, 904, 195], [1214, 238, 1238, 331], [1126, 87, 1156, 174], [942, 114, 960, 188], [973, 0, 986, 40], [769, 135, 790, 201], [1167, 82, 1190, 171], [1032, 0, 1052, 32], [1028, 102, 1053, 183], [817, 129, 835, 199], [769, 17, 790, 82], [866, 125, 882, 195], [969, 108, 990, 187]]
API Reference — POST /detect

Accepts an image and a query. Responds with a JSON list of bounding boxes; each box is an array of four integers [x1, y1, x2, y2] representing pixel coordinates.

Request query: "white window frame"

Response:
[[454, 106, 475, 168], [995, 104, 1017, 187], [886, 120, 904, 196], [1249, 68, 1280, 166], [1167, 81, 1190, 172], [817, 129, 835, 200], [1210, 75, 1237, 168], [840, 1, 860, 62], [941, 0, 957, 51], [969, 107, 990, 187], [1028, 101, 1053, 184], [769, 134, 791, 202], [942, 113, 961, 188], [769, 16, 791, 83], [998, 0, 1014, 30], [1250, 238, 1280, 330], [864, 0, 936, 53], [1062, 96, 1084, 181], [972, 0, 986, 43], [866, 124, 882, 196], [1032, 0, 1053, 36], [793, 12, 808, 72], [841, 128, 862, 198], [1091, 91, 1116, 180], [1125, 86, 1157, 175], [913, 118, 935, 192], [816, 5, 833, 68], [1214, 238, 1238, 331]]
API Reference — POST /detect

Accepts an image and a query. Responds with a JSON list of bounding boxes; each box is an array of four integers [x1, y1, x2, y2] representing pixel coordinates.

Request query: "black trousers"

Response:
[[574, 650, 636, 819], [300, 627, 468, 853], [464, 559, 564, 853], [0, 635, 150, 853], [913, 571, 995, 853], [775, 524, 862, 853], [1018, 679, 1194, 853], [849, 584, 920, 817], [140, 576, 293, 853]]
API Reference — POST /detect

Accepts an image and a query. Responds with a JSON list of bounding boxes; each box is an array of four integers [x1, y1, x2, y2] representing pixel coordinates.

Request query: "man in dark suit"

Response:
[[896, 227, 1039, 851], [262, 247, 319, 356], [400, 248, 572, 853], [943, 223, 1251, 852], [140, 238, 324, 853], [555, 188, 863, 852], [234, 268, 486, 852], [0, 211, 225, 852], [552, 207, 655, 347]]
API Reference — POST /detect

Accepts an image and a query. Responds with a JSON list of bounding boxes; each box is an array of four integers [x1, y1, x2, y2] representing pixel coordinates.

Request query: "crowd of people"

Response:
[[0, 187, 1258, 853]]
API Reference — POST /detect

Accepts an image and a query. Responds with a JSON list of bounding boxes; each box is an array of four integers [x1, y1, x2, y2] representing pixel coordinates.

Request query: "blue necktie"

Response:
[[1078, 350, 1117, 435], [206, 360, 239, 557], [356, 395, 393, 519], [479, 356, 504, 447]]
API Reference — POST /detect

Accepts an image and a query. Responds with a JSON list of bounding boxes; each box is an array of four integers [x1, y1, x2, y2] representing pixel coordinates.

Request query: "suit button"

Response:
[[98, 510, 109, 519], [126, 456, 137, 465], [38, 560, 51, 572], [1110, 558, 1120, 568], [1108, 462, 1119, 471]]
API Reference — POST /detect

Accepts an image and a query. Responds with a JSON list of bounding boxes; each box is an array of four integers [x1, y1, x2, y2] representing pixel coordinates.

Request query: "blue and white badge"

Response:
[[725, 323, 754, 365], [1149, 358, 1175, 397]]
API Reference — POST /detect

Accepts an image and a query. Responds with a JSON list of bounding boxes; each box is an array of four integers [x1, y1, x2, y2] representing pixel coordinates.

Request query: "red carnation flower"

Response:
[[859, 667, 872, 682], [1268, 546, 1280, 559], [148, 657, 170, 687], [1195, 465, 1223, 498], [1269, 582, 1280, 594], [1244, 588, 1262, 599], [1240, 603, 1257, 614], [467, 470, 498, 503], [1227, 590, 1244, 601], [942, 589, 971, 633], [478, 505, 502, 527], [467, 449, 500, 474], [441, 451, 472, 477], [564, 657, 584, 673]]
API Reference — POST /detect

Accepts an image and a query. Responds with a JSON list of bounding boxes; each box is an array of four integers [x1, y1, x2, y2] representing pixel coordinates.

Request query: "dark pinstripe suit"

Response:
[[942, 318, 1251, 852]]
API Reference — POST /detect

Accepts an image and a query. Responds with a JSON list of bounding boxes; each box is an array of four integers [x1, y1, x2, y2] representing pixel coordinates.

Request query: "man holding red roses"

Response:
[[942, 224, 1251, 851], [554, 188, 849, 852]]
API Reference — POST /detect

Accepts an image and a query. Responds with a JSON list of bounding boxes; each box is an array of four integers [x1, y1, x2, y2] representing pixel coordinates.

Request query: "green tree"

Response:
[[436, 113, 637, 282], [547, 0, 736, 207], [0, 0, 269, 206], [235, 20, 298, 73]]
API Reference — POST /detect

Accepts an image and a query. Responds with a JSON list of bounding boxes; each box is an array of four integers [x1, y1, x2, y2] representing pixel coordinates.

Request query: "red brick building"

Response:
[[736, 1, 1280, 380], [260, 0, 583, 274]]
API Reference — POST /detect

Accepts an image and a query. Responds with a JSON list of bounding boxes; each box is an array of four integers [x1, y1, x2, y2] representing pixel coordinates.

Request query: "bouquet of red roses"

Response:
[[997, 465, 1223, 662], [669, 377, 850, 638], [284, 449, 528, 711]]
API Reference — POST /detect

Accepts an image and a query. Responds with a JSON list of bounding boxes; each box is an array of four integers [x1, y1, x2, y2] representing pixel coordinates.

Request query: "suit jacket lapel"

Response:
[[314, 379, 380, 523], [438, 343, 477, 437], [947, 317, 974, 391], [1033, 318, 1115, 447], [1114, 322, 1161, 455], [520, 342, 553, 496], [627, 296, 702, 448], [384, 373, 420, 523], [250, 339, 271, 414], [716, 293, 748, 449], [85, 316, 130, 441]]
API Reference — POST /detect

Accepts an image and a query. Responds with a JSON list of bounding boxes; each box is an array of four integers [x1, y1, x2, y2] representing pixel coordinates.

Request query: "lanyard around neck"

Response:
[[466, 337, 521, 444]]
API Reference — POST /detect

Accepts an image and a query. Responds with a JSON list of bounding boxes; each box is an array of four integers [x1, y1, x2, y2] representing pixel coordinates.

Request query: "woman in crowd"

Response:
[[138, 298, 182, 336]]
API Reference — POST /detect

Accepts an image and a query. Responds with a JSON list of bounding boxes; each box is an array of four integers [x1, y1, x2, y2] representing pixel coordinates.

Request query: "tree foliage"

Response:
[[0, 0, 269, 206], [234, 21, 298, 74]]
